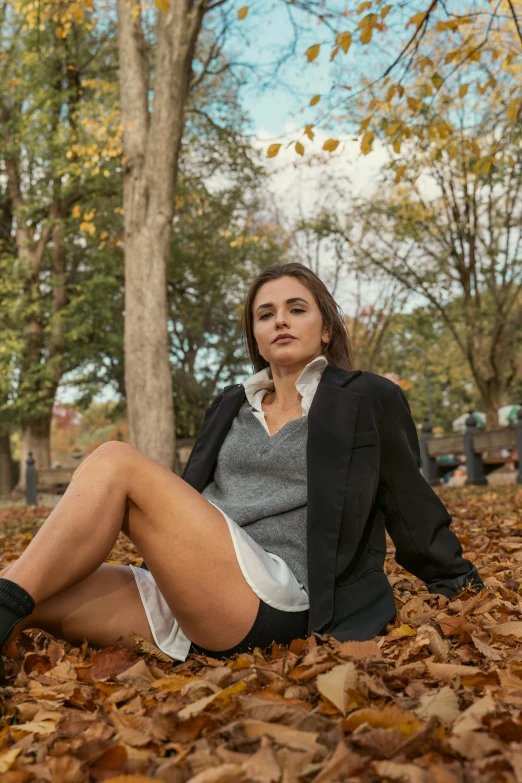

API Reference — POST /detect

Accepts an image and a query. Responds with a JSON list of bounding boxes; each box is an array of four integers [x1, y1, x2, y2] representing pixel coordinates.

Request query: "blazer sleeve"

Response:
[[377, 381, 485, 598]]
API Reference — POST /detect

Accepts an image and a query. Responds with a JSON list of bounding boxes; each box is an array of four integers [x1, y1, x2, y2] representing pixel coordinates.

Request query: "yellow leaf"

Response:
[[304, 125, 315, 140], [72, 205, 81, 218], [0, 748, 21, 774], [155, 0, 170, 10], [295, 142, 305, 156], [238, 6, 248, 20], [507, 99, 520, 125], [380, 4, 391, 19], [267, 143, 281, 158], [361, 130, 374, 155], [13, 720, 57, 736], [305, 44, 320, 62], [323, 138, 340, 152], [393, 137, 401, 154], [407, 11, 427, 28], [7, 78, 19, 89], [330, 46, 339, 61], [386, 84, 395, 102], [432, 72, 442, 89], [459, 83, 469, 98], [360, 24, 373, 44], [152, 673, 198, 691], [390, 623, 416, 637], [357, 1, 372, 12], [335, 31, 352, 53], [310, 94, 321, 106], [56, 26, 66, 38], [407, 96, 421, 112]]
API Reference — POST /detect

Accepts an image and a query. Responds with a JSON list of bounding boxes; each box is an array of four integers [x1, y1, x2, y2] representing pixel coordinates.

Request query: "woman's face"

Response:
[[252, 276, 330, 370]]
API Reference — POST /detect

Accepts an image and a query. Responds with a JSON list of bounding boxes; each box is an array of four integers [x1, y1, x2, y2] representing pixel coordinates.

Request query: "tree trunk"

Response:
[[117, 0, 205, 470], [0, 433, 13, 497], [17, 413, 53, 492]]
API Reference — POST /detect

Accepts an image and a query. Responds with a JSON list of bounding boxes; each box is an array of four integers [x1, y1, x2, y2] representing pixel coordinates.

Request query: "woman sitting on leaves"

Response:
[[0, 263, 485, 683]]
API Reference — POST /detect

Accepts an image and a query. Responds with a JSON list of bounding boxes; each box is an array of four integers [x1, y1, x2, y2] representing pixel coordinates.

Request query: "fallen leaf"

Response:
[[315, 662, 357, 714], [414, 686, 461, 726]]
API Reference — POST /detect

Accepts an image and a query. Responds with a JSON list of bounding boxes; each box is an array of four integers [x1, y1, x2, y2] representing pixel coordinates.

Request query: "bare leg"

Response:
[[2, 563, 153, 650], [1, 442, 260, 651]]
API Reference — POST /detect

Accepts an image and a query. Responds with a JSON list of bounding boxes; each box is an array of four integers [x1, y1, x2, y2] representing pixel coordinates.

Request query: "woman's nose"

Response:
[[274, 314, 288, 329]]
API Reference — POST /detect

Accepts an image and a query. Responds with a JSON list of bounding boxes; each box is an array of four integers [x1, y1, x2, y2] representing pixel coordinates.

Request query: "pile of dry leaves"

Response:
[[1, 486, 522, 783]]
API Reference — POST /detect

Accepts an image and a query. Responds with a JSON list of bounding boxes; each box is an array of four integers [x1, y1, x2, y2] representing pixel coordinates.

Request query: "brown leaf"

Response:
[[186, 764, 244, 783], [471, 635, 504, 661], [452, 694, 497, 735], [237, 720, 327, 757], [448, 731, 505, 759], [22, 653, 53, 675], [334, 640, 382, 661], [313, 740, 363, 781], [88, 745, 128, 780], [130, 633, 172, 663], [89, 648, 138, 681], [46, 755, 87, 783], [241, 736, 280, 782], [489, 621, 522, 638], [413, 686, 461, 726], [373, 760, 426, 783]]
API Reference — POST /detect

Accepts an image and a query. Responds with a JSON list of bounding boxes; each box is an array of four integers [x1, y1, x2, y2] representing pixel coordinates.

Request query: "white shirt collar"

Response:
[[242, 354, 329, 416]]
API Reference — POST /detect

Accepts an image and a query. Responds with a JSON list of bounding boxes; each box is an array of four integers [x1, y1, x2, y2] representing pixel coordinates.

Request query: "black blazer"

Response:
[[173, 364, 483, 641]]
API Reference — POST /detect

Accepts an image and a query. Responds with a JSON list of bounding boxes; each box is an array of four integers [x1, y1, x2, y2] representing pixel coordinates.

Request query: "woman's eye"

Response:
[[260, 308, 305, 321]]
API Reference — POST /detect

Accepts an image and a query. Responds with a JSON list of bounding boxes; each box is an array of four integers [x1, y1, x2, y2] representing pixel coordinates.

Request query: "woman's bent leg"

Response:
[[1, 441, 261, 652], [7, 564, 153, 651]]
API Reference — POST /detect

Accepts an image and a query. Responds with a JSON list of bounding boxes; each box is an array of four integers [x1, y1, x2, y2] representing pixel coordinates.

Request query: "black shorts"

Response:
[[189, 598, 309, 659]]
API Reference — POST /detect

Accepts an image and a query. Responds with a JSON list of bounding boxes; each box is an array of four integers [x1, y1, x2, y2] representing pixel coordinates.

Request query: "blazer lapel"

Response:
[[182, 388, 245, 492], [306, 365, 363, 632]]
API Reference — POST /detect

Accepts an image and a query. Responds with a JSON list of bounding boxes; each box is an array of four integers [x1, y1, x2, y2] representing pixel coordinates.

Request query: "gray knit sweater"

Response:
[[201, 400, 309, 591]]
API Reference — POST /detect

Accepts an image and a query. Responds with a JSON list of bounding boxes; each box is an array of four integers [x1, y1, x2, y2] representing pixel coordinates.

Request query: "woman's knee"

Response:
[[71, 442, 137, 486]]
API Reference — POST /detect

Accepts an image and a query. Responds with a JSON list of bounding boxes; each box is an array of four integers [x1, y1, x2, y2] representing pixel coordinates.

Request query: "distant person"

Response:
[[0, 263, 485, 683]]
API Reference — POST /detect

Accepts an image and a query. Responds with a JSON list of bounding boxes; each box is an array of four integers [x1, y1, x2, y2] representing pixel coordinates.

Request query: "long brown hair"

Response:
[[240, 263, 355, 373]]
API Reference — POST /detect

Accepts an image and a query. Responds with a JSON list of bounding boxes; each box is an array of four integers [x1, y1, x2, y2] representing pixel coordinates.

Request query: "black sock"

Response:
[[0, 578, 35, 618], [0, 579, 35, 683]]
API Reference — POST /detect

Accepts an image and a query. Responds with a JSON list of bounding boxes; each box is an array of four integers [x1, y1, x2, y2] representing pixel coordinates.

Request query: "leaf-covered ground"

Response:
[[1, 486, 522, 783]]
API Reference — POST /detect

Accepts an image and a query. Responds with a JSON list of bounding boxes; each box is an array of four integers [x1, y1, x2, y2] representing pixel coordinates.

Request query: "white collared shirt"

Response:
[[241, 354, 329, 435]]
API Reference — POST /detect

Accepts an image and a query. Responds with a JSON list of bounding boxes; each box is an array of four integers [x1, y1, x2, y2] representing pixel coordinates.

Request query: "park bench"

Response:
[[36, 467, 76, 494], [420, 408, 522, 486]]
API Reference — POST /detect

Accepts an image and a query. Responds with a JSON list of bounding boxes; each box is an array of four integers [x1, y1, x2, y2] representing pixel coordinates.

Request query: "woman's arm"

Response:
[[377, 381, 485, 598]]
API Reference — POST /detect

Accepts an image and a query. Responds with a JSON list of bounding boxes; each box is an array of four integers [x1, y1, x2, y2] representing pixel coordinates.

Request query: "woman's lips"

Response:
[[274, 337, 295, 343]]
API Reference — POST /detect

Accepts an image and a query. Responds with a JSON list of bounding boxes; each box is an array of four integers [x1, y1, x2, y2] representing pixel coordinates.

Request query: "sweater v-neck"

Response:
[[247, 405, 307, 442]]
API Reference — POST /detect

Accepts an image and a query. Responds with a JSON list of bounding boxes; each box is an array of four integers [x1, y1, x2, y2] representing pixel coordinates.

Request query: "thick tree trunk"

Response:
[[0, 433, 13, 497], [17, 413, 52, 491], [117, 0, 205, 469]]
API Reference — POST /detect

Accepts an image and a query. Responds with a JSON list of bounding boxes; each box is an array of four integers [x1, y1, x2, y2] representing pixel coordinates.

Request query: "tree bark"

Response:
[[18, 413, 53, 490], [117, 0, 206, 470], [0, 433, 13, 497], [2, 138, 68, 491]]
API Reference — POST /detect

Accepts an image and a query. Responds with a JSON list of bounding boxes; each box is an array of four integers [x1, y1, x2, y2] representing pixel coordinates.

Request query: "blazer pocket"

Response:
[[353, 429, 377, 449]]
